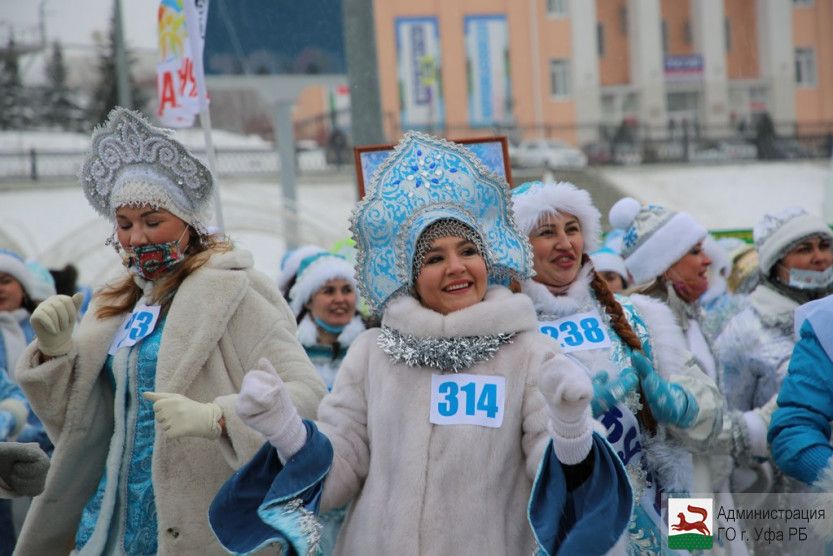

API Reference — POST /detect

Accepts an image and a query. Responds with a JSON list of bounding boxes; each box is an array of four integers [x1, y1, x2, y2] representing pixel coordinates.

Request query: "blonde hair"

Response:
[[96, 232, 233, 319]]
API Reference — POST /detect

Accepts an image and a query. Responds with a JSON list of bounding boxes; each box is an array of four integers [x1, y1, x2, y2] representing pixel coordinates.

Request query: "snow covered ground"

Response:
[[599, 161, 831, 230]]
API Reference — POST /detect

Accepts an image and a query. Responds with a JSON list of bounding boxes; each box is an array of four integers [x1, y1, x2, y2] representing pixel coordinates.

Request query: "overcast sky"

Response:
[[0, 0, 158, 52]]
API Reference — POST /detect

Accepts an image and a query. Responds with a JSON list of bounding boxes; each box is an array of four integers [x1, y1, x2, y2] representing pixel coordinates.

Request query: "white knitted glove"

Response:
[[236, 358, 307, 463], [539, 354, 594, 465], [143, 392, 223, 440], [30, 293, 84, 357]]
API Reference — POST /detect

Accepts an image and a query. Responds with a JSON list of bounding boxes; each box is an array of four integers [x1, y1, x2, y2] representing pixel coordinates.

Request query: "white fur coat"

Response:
[[315, 286, 562, 555], [14, 250, 326, 555]]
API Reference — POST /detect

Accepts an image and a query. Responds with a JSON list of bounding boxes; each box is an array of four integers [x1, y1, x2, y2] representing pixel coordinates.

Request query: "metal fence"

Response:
[[0, 146, 340, 182]]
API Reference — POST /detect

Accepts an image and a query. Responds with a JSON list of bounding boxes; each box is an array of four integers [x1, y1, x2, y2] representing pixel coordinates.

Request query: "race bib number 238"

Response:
[[430, 374, 505, 428]]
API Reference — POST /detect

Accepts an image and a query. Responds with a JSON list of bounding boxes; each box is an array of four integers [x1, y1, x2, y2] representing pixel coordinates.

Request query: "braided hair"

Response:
[[584, 254, 657, 432]]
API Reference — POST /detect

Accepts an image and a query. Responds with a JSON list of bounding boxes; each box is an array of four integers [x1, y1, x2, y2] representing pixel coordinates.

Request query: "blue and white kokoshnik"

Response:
[[350, 131, 533, 314]]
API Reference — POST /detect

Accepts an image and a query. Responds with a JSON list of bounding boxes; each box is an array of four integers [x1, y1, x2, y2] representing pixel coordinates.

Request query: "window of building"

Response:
[[597, 22, 605, 56], [547, 0, 568, 17], [795, 48, 817, 86], [792, 0, 814, 7], [618, 6, 628, 34], [661, 20, 668, 53], [724, 17, 731, 51], [683, 20, 692, 45], [549, 59, 570, 98]]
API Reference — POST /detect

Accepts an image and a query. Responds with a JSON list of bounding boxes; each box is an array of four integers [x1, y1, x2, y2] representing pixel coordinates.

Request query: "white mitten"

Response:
[[143, 392, 223, 440], [236, 358, 307, 463], [539, 354, 593, 465], [30, 293, 84, 357]]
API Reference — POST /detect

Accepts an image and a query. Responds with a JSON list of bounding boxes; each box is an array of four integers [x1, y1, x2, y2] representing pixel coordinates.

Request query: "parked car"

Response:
[[509, 139, 588, 169], [771, 137, 817, 159], [583, 142, 642, 165]]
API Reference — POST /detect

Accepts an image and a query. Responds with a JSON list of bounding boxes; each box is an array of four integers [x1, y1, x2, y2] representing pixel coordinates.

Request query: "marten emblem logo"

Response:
[[668, 498, 714, 550]]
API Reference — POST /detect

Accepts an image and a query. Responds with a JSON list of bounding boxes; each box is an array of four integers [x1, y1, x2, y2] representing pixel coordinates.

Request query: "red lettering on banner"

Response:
[[158, 71, 179, 115], [177, 58, 198, 98]]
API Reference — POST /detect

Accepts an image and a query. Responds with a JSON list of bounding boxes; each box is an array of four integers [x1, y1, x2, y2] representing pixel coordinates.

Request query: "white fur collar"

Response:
[[520, 264, 595, 317], [382, 286, 538, 338], [750, 283, 798, 328], [297, 314, 365, 348]]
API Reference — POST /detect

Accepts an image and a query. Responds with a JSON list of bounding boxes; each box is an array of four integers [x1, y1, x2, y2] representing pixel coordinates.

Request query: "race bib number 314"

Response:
[[430, 374, 505, 428]]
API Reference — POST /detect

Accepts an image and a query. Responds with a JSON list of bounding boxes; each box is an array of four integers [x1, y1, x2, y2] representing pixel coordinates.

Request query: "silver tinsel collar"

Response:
[[378, 326, 514, 372]]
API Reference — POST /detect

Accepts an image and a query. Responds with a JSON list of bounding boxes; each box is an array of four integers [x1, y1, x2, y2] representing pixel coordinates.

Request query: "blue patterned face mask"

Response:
[[787, 266, 833, 290]]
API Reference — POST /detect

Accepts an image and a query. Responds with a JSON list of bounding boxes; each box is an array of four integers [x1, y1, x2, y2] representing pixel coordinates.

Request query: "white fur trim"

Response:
[[608, 197, 641, 231], [624, 212, 706, 285], [757, 212, 833, 274], [288, 256, 356, 316], [809, 461, 833, 541], [297, 314, 318, 346], [741, 409, 768, 459], [641, 426, 694, 494], [297, 314, 365, 348], [628, 294, 689, 380], [0, 252, 38, 301], [382, 286, 538, 338], [589, 251, 628, 279], [511, 181, 602, 251], [520, 265, 595, 317], [277, 245, 327, 292]]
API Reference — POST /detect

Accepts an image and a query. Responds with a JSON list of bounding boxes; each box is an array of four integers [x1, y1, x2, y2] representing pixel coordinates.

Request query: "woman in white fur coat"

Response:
[[511, 181, 722, 555], [14, 108, 326, 555], [210, 133, 632, 555]]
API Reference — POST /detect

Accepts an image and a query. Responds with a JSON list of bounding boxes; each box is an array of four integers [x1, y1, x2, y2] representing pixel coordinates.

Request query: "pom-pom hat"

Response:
[[350, 131, 533, 314], [80, 107, 214, 230], [609, 197, 706, 285], [753, 206, 833, 275], [510, 181, 602, 252]]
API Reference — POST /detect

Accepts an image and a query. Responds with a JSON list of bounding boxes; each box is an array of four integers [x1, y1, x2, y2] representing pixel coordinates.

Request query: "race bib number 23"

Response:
[[108, 304, 161, 355], [430, 374, 505, 428]]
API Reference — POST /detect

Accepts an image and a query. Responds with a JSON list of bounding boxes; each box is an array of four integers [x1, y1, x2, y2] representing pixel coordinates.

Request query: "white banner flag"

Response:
[[156, 0, 209, 128]]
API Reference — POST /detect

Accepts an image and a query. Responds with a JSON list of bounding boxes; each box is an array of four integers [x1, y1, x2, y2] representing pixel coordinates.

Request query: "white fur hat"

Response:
[[510, 181, 602, 251], [753, 206, 833, 275], [589, 247, 628, 281], [0, 249, 39, 302], [277, 244, 327, 294], [288, 252, 356, 316], [609, 197, 706, 285]]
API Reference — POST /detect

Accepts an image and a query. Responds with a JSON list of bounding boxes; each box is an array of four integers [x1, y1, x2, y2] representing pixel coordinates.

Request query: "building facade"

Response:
[[295, 0, 833, 146]]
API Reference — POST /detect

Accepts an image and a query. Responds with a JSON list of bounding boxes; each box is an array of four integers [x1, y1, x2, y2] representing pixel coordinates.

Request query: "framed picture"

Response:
[[353, 136, 512, 198]]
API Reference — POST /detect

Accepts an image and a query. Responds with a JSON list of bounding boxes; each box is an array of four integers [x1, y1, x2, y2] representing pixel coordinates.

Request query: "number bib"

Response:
[[430, 374, 505, 428], [108, 304, 161, 355], [538, 310, 611, 353]]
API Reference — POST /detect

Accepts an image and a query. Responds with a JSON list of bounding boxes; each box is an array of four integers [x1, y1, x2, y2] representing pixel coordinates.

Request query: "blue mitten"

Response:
[[632, 351, 699, 428], [591, 368, 639, 418]]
